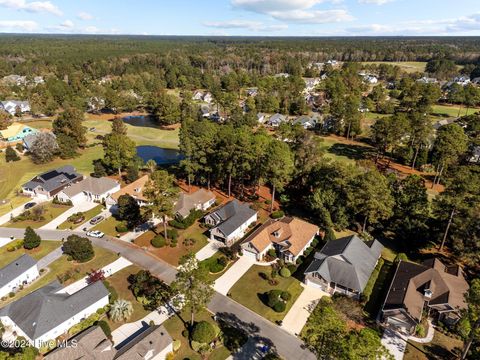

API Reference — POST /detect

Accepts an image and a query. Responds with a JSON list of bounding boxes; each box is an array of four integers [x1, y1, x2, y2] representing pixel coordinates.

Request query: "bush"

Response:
[[324, 227, 336, 242], [287, 264, 297, 273], [209, 260, 225, 273], [67, 212, 85, 223], [5, 146, 20, 162], [361, 258, 384, 303], [219, 246, 236, 260], [6, 240, 23, 252], [416, 324, 426, 338], [169, 209, 204, 229], [281, 291, 291, 301], [167, 228, 178, 241], [24, 226, 41, 249], [280, 267, 291, 278], [267, 290, 283, 308], [191, 321, 216, 344], [183, 238, 196, 247], [63, 235, 94, 262], [394, 253, 408, 263], [9, 292, 15, 298], [273, 301, 286, 313], [68, 313, 100, 335], [151, 235, 166, 248], [115, 222, 129, 233], [311, 238, 319, 247], [271, 210, 284, 219], [268, 248, 277, 258], [173, 339, 181, 351], [218, 256, 228, 267]]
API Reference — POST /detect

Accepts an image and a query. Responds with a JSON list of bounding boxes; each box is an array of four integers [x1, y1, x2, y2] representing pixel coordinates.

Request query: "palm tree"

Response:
[[109, 299, 134, 322], [146, 159, 157, 174]]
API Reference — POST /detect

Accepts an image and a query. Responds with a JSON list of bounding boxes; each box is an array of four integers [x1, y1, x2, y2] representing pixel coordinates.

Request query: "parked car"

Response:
[[86, 230, 104, 238], [89, 215, 104, 225], [24, 202, 37, 210]]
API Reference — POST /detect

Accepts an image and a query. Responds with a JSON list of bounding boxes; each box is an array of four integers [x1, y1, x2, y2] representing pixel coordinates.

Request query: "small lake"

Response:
[[136, 145, 183, 165], [123, 115, 159, 128]]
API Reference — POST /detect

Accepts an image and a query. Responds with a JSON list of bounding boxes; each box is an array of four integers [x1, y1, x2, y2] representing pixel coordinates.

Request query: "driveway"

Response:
[[40, 201, 97, 230], [381, 328, 407, 360], [281, 284, 328, 335], [0, 197, 47, 226], [214, 255, 255, 295], [196, 239, 224, 261], [37, 246, 63, 269]]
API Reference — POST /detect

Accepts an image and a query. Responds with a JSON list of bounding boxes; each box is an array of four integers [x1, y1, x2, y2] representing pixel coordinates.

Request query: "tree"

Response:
[[52, 107, 86, 157], [172, 253, 214, 327], [144, 169, 179, 239], [461, 278, 480, 359], [117, 194, 142, 229], [370, 114, 409, 161], [5, 146, 20, 162], [111, 117, 127, 135], [0, 110, 11, 130], [23, 226, 41, 249], [126, 161, 139, 183], [63, 235, 94, 262], [56, 133, 79, 159], [103, 132, 136, 178], [343, 328, 390, 360], [109, 299, 134, 322], [151, 91, 181, 125], [28, 132, 58, 164], [263, 140, 294, 212], [127, 270, 173, 311], [191, 321, 217, 343], [145, 159, 157, 174]]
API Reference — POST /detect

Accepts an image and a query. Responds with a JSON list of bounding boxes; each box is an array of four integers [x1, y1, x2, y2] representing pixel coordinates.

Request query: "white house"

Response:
[[363, 75, 378, 84], [268, 113, 287, 127], [257, 113, 267, 123], [204, 200, 257, 246], [0, 280, 109, 348], [203, 92, 213, 104], [56, 177, 120, 205], [0, 255, 38, 299], [0, 100, 30, 116]]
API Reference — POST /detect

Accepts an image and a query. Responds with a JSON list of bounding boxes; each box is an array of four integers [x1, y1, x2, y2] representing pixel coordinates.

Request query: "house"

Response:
[[304, 78, 321, 92], [0, 255, 38, 299], [0, 280, 109, 348], [417, 77, 438, 84], [468, 145, 480, 163], [33, 76, 44, 85], [471, 77, 480, 85], [454, 76, 470, 86], [293, 115, 317, 129], [1, 75, 27, 86], [200, 104, 212, 118], [23, 131, 56, 151], [241, 217, 319, 263], [174, 188, 216, 219], [246, 88, 258, 97], [381, 259, 469, 334], [0, 100, 30, 116], [204, 199, 257, 246], [268, 113, 287, 127], [22, 165, 84, 199], [192, 90, 204, 101], [257, 113, 267, 123], [0, 122, 37, 143], [108, 175, 151, 208], [304, 235, 383, 298], [203, 92, 213, 104], [274, 73, 290, 78], [363, 75, 378, 84], [45, 324, 173, 360], [87, 97, 106, 112], [56, 177, 120, 205], [433, 118, 456, 130]]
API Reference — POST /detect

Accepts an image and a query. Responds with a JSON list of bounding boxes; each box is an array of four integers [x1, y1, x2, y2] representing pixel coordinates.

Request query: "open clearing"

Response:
[[361, 61, 427, 73]]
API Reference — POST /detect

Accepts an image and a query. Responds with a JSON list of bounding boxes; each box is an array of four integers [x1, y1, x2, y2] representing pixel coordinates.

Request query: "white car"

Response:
[[86, 230, 105, 238]]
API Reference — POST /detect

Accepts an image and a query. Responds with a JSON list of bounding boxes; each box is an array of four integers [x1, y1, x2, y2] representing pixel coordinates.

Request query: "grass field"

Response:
[[431, 104, 479, 118], [6, 201, 72, 229], [58, 205, 104, 230], [361, 61, 427, 73], [318, 136, 372, 165], [229, 265, 304, 323], [0, 196, 30, 217], [0, 240, 61, 268], [404, 331, 463, 360], [91, 216, 125, 237]]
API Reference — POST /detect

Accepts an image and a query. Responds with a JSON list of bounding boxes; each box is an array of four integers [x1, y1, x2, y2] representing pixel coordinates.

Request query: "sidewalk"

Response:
[[196, 239, 224, 261], [214, 255, 255, 295], [40, 201, 97, 230]]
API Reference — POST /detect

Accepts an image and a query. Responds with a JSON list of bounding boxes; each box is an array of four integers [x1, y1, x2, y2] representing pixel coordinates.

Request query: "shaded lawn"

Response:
[[58, 205, 104, 230], [103, 265, 150, 331], [163, 308, 231, 360], [135, 222, 208, 266], [0, 240, 61, 268], [229, 265, 304, 323], [92, 216, 125, 237], [0, 246, 118, 305], [317, 136, 372, 164], [6, 202, 72, 229], [404, 331, 463, 360], [0, 196, 30, 217]]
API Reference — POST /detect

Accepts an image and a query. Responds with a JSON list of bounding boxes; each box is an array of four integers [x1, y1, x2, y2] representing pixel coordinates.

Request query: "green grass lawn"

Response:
[[91, 216, 125, 237], [404, 331, 463, 360], [0, 240, 61, 268], [361, 61, 427, 73], [58, 205, 104, 230], [0, 196, 30, 217], [229, 265, 304, 323], [103, 265, 150, 331], [431, 104, 480, 119], [317, 136, 372, 165], [163, 308, 231, 360], [6, 201, 72, 229], [200, 251, 236, 282]]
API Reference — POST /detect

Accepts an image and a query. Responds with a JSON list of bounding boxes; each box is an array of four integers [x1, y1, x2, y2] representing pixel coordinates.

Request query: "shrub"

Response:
[[416, 324, 426, 338], [68, 313, 100, 335], [115, 222, 129, 233], [268, 248, 277, 258], [170, 239, 178, 248], [6, 240, 23, 252], [281, 291, 291, 301], [24, 226, 41, 249], [5, 146, 20, 162], [361, 258, 384, 303], [273, 301, 286, 313], [151, 235, 166, 248], [219, 246, 236, 260], [191, 321, 216, 344], [287, 264, 297, 274], [280, 267, 291, 278], [271, 210, 285, 219], [173, 339, 181, 351], [183, 238, 196, 247], [296, 257, 303, 265], [323, 227, 336, 242], [267, 290, 283, 308], [63, 235, 94, 262], [169, 209, 203, 229], [67, 212, 85, 223], [167, 228, 178, 241], [15, 142, 24, 152], [209, 260, 225, 273], [182, 329, 189, 338], [311, 238, 319, 247], [8, 292, 15, 298], [218, 256, 228, 267]]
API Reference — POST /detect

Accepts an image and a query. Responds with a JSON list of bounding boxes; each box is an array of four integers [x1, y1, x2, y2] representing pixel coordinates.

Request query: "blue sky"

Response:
[[0, 0, 479, 36]]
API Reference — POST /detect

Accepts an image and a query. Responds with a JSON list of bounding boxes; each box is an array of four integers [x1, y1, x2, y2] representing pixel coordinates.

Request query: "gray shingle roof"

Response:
[[0, 280, 109, 340], [115, 325, 172, 359], [22, 165, 82, 193], [174, 189, 215, 218], [209, 200, 257, 238], [305, 235, 383, 293], [0, 254, 37, 288], [61, 177, 119, 198]]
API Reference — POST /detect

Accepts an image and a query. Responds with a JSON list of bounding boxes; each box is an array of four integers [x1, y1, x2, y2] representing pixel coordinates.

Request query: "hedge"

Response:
[[271, 210, 285, 219], [273, 301, 286, 313], [361, 258, 384, 303], [115, 222, 129, 233], [151, 235, 166, 248], [167, 228, 178, 241]]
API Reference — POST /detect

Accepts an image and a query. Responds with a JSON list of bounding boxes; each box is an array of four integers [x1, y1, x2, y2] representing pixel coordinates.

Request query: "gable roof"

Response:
[[383, 259, 469, 321], [0, 254, 37, 288], [110, 175, 149, 202], [0, 280, 109, 340], [22, 165, 82, 193], [242, 217, 319, 256], [208, 200, 257, 238], [174, 188, 215, 218], [61, 177, 119, 198], [304, 235, 383, 293]]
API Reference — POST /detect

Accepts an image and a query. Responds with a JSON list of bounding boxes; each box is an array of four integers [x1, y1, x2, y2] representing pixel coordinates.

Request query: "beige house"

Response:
[[56, 177, 120, 205], [107, 175, 151, 208], [174, 188, 216, 219]]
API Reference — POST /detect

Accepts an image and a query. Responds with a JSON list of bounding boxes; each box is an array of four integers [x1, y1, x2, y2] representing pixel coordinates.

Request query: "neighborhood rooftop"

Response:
[[174, 188, 215, 218], [0, 254, 37, 289], [22, 165, 82, 193], [110, 174, 149, 202], [61, 176, 119, 198], [208, 199, 256, 238]]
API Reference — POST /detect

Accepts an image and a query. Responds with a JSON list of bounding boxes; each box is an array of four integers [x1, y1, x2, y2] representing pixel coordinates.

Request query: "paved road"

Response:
[[0, 227, 315, 360]]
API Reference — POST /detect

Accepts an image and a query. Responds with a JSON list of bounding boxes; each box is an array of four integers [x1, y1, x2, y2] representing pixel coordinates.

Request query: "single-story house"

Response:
[[192, 90, 204, 101], [22, 131, 56, 151], [0, 255, 38, 299], [1, 75, 27, 86], [381, 258, 469, 334], [246, 88, 258, 97], [0, 122, 37, 143], [174, 188, 216, 219], [57, 177, 120, 205], [22, 165, 84, 199], [304, 234, 383, 298], [107, 175, 151, 208], [417, 77, 438, 84], [45, 324, 173, 360], [257, 113, 267, 123], [363, 75, 378, 84], [204, 199, 257, 246], [0, 100, 30, 116], [241, 217, 319, 263], [268, 113, 287, 127], [293, 115, 317, 129], [0, 280, 109, 348]]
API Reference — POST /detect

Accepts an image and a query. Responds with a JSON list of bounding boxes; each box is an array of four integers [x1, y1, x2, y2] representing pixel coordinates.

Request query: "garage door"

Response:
[[243, 250, 258, 261]]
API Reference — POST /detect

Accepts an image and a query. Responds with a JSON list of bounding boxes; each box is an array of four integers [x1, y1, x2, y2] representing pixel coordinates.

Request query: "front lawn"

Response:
[[0, 196, 30, 217], [200, 251, 236, 282], [404, 331, 463, 360], [0, 240, 61, 268], [229, 265, 304, 323], [91, 216, 125, 237], [58, 205, 104, 230], [6, 201, 72, 228], [103, 265, 150, 331]]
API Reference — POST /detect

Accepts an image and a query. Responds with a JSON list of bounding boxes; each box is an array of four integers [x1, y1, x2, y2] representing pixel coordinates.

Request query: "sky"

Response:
[[0, 0, 480, 36]]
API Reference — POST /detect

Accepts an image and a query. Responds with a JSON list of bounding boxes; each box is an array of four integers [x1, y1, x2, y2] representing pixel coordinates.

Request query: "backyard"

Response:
[[6, 201, 72, 228], [0, 240, 61, 268], [229, 265, 304, 323]]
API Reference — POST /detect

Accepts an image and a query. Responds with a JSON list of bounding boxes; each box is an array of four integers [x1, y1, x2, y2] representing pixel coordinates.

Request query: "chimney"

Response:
[[423, 289, 432, 301]]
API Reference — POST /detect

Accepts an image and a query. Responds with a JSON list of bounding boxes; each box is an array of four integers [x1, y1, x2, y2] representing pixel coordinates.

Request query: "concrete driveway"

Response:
[[281, 284, 328, 335], [214, 255, 255, 295], [40, 201, 97, 230], [381, 328, 407, 360], [196, 239, 224, 261]]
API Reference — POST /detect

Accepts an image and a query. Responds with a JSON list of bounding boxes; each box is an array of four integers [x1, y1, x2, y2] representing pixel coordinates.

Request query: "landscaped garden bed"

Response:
[[6, 201, 72, 228]]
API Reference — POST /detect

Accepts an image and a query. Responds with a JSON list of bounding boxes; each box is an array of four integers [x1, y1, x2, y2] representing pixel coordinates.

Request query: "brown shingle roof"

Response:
[[111, 175, 149, 202]]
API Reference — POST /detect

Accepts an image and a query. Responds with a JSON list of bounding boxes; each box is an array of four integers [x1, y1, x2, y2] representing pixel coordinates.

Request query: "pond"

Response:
[[122, 115, 159, 128], [136, 145, 183, 165]]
